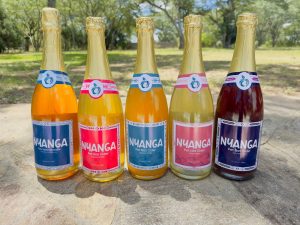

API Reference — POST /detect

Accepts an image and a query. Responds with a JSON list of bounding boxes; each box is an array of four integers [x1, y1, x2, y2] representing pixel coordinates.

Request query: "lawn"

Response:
[[0, 48, 299, 104]]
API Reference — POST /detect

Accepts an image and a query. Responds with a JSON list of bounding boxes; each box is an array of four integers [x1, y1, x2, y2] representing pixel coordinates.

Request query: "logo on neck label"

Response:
[[89, 80, 104, 98], [80, 79, 119, 98], [130, 73, 162, 92], [37, 70, 71, 88], [175, 73, 208, 92], [223, 71, 259, 90], [236, 72, 251, 90]]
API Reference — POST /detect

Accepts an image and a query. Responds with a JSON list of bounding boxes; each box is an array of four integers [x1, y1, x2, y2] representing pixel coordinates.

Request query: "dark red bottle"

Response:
[[214, 13, 264, 180]]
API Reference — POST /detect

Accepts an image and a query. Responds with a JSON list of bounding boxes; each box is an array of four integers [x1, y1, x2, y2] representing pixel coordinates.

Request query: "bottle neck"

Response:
[[180, 27, 205, 74], [85, 29, 111, 79], [41, 29, 64, 71], [229, 25, 256, 73], [134, 29, 158, 74]]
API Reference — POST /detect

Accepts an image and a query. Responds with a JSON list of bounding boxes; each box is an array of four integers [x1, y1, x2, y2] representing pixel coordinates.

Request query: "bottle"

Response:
[[169, 15, 214, 180], [125, 17, 168, 180], [31, 8, 79, 180], [78, 17, 124, 182], [214, 13, 264, 180]]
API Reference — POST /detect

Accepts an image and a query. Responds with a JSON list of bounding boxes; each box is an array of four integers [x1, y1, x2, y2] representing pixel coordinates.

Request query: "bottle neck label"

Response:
[[175, 73, 208, 92], [79, 123, 121, 174], [130, 73, 162, 92], [215, 118, 263, 172], [173, 120, 213, 170], [32, 120, 74, 170], [80, 79, 119, 99], [223, 72, 259, 90], [126, 120, 167, 170], [37, 70, 71, 88]]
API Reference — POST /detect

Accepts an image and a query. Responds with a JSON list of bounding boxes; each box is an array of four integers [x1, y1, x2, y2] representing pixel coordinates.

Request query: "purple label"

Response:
[[215, 119, 262, 171]]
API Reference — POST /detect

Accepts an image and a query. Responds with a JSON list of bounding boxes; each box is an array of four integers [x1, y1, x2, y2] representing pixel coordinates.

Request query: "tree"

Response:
[[0, 0, 22, 52], [58, 0, 138, 50], [48, 0, 56, 8], [204, 0, 254, 48], [5, 0, 45, 51], [143, 0, 198, 49], [254, 0, 289, 47]]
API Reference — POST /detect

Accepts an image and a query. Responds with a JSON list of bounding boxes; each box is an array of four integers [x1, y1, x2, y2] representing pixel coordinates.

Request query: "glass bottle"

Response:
[[214, 13, 264, 180], [125, 17, 168, 180]]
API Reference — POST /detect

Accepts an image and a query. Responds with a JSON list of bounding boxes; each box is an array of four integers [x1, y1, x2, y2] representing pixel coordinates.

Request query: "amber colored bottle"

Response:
[[31, 8, 79, 180], [125, 17, 168, 180], [214, 13, 264, 180], [78, 17, 124, 182], [169, 15, 214, 180]]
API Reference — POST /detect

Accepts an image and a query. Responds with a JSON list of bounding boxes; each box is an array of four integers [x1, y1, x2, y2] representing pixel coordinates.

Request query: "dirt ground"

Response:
[[0, 92, 299, 225]]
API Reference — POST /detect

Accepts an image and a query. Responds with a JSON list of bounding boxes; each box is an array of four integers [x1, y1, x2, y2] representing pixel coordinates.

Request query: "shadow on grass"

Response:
[[258, 64, 300, 92], [0, 56, 299, 104]]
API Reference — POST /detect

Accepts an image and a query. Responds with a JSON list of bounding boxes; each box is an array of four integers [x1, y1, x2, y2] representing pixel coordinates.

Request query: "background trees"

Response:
[[0, 0, 299, 53]]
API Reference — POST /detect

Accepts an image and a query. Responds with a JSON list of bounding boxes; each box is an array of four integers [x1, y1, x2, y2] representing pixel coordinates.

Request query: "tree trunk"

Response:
[[48, 0, 56, 8], [24, 37, 30, 51], [178, 33, 184, 49]]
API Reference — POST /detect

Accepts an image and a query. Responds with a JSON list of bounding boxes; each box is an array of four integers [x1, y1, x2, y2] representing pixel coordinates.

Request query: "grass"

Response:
[[0, 48, 299, 104]]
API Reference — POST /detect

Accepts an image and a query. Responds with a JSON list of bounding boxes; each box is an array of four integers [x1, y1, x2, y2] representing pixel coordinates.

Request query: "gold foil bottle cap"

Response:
[[136, 17, 154, 31], [42, 7, 60, 30], [237, 13, 257, 27], [184, 14, 202, 28], [86, 17, 105, 30]]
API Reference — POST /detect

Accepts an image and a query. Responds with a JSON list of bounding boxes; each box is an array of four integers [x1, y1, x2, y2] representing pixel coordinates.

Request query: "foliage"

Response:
[[0, 0, 23, 52], [0, 0, 299, 52]]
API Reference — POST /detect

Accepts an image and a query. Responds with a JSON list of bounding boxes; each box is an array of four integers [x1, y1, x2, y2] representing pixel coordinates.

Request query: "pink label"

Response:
[[173, 120, 213, 169], [80, 79, 119, 99], [175, 73, 209, 92], [79, 123, 120, 173]]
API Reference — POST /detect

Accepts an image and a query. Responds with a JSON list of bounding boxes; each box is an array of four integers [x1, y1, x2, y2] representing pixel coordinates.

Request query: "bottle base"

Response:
[[83, 169, 124, 182], [171, 168, 211, 180], [37, 168, 79, 181], [214, 167, 254, 181], [129, 170, 167, 181]]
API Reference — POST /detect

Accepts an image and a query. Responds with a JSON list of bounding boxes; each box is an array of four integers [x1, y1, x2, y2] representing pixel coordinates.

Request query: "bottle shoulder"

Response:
[[32, 84, 77, 115], [216, 85, 264, 122], [125, 88, 168, 122]]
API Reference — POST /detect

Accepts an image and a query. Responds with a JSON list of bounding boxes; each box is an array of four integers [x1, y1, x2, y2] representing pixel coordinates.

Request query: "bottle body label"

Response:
[[79, 123, 120, 174], [80, 79, 119, 99], [130, 73, 162, 92], [37, 70, 71, 88], [223, 72, 259, 90], [215, 118, 263, 171], [173, 120, 213, 169], [175, 73, 208, 92], [32, 120, 73, 170], [126, 120, 166, 170]]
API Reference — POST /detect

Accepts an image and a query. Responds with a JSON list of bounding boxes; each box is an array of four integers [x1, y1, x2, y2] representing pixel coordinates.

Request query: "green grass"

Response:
[[0, 48, 299, 104]]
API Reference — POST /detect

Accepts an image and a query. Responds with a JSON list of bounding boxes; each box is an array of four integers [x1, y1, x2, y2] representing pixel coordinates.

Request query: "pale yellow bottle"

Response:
[[78, 17, 124, 182], [169, 15, 214, 180], [125, 17, 168, 180]]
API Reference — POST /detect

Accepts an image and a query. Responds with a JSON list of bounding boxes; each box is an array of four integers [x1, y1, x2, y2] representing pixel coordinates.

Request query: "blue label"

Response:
[[37, 70, 72, 88], [130, 73, 162, 92], [215, 119, 262, 171], [126, 120, 166, 170], [32, 120, 73, 170]]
